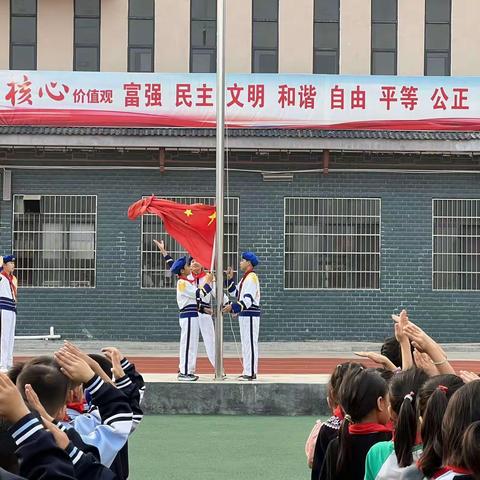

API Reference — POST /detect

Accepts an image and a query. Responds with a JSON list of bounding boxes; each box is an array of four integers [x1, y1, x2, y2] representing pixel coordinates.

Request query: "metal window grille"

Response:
[[284, 198, 381, 290], [141, 196, 239, 289], [13, 195, 97, 288], [433, 199, 480, 291]]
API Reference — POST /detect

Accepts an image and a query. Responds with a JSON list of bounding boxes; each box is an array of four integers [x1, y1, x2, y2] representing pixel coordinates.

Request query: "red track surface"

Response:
[[14, 356, 480, 375]]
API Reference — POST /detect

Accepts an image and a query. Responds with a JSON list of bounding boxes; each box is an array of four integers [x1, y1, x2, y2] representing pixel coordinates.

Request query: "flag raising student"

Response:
[[154, 240, 216, 371], [170, 256, 214, 381], [0, 255, 18, 373], [223, 252, 261, 381]]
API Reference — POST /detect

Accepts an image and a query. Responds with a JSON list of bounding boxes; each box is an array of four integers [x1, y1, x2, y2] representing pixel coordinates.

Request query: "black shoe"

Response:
[[178, 373, 199, 382], [237, 375, 257, 381]]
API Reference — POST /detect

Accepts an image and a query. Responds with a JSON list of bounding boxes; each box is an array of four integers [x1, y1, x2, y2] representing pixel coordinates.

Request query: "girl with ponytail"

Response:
[[435, 381, 480, 479], [417, 375, 464, 478], [319, 368, 392, 480], [365, 368, 429, 480]]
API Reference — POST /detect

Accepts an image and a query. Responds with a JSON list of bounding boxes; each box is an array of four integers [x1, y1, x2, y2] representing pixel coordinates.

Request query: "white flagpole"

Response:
[[214, 0, 226, 381]]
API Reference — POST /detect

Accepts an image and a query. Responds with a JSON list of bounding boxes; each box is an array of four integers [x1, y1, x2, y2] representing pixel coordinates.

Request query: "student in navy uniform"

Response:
[[0, 255, 18, 373], [170, 256, 213, 381], [15, 352, 133, 469], [223, 252, 261, 381]]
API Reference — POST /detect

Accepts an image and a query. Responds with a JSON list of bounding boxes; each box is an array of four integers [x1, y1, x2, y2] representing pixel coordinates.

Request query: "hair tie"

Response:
[[404, 391, 415, 402], [344, 414, 352, 423], [437, 385, 448, 393]]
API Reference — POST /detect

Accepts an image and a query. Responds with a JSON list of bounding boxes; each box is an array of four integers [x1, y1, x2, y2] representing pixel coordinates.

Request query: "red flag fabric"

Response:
[[128, 196, 216, 268]]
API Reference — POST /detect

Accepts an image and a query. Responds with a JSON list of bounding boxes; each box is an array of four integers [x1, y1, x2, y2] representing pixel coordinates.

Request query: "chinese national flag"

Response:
[[128, 196, 216, 269]]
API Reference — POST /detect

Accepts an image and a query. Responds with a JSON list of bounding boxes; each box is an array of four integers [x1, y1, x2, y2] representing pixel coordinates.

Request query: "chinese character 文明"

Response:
[[196, 83, 214, 107], [431, 87, 448, 110], [227, 83, 244, 108], [247, 84, 265, 108], [124, 82, 141, 107], [5, 75, 33, 106], [400, 86, 419, 111], [38, 82, 70, 101], [299, 85, 316, 109], [380, 86, 397, 110], [145, 83, 162, 107], [278, 85, 295, 108]]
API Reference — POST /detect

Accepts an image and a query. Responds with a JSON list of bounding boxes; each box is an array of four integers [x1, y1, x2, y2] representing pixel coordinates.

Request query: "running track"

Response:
[[15, 356, 480, 374]]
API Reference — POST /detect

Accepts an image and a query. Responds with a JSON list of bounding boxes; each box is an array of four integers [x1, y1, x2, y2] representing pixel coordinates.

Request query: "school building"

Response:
[[0, 0, 479, 342]]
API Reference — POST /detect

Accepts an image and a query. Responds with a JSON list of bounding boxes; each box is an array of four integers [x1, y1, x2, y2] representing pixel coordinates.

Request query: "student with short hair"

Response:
[[170, 256, 214, 382], [0, 255, 18, 373], [319, 368, 392, 480], [223, 252, 261, 381]]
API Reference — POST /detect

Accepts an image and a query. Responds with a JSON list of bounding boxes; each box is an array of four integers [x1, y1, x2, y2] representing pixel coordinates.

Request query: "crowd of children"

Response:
[[306, 309, 480, 480], [0, 341, 144, 480]]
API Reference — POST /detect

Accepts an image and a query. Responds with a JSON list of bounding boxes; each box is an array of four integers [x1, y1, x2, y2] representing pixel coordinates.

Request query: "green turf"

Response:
[[129, 415, 319, 480]]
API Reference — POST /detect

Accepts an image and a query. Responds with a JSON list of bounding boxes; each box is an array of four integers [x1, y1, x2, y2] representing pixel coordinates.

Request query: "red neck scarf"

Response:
[[192, 271, 206, 285], [67, 401, 86, 414], [432, 466, 473, 478], [333, 406, 344, 420], [179, 275, 195, 284], [238, 267, 254, 297], [1, 271, 17, 302], [348, 422, 393, 435]]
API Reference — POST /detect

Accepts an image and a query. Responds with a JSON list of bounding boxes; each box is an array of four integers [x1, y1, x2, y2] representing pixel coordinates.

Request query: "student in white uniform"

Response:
[[154, 240, 216, 369], [170, 255, 213, 382], [0, 255, 18, 372], [223, 251, 261, 381]]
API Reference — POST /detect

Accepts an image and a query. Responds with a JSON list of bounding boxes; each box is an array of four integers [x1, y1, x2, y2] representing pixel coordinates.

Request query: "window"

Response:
[[252, 0, 278, 73], [10, 0, 37, 70], [13, 195, 97, 288], [284, 198, 381, 290], [433, 199, 480, 291], [141, 196, 239, 288], [74, 0, 100, 71], [128, 0, 154, 72], [190, 0, 216, 73], [313, 0, 339, 74], [425, 0, 451, 76], [371, 0, 397, 75]]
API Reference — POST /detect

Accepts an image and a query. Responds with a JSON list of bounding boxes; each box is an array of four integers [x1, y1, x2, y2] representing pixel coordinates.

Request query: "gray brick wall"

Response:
[[2, 168, 480, 342]]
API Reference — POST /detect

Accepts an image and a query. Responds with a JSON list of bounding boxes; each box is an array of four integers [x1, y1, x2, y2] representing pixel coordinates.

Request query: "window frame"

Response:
[[12, 194, 97, 289], [432, 198, 480, 291], [424, 0, 451, 76], [313, 0, 340, 75], [283, 197, 382, 291], [371, 0, 398, 75], [251, 0, 279, 73], [73, 0, 101, 72], [189, 0, 217, 73], [9, 0, 37, 70], [140, 195, 240, 289], [128, 0, 155, 72]]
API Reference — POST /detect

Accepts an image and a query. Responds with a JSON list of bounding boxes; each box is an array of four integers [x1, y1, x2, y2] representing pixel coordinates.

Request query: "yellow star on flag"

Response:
[[208, 211, 216, 226], [184, 209, 193, 217]]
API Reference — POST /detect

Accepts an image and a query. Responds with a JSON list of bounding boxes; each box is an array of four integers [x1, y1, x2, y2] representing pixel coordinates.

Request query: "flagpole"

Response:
[[214, 0, 226, 381]]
